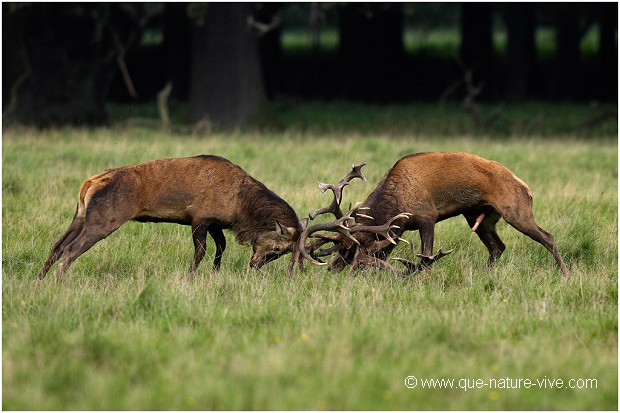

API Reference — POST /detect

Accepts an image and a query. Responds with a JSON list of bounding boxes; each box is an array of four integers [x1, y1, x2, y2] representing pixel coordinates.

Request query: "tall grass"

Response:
[[2, 114, 617, 409]]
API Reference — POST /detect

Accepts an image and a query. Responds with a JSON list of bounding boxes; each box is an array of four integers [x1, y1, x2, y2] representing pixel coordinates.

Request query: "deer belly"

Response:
[[433, 186, 482, 216], [136, 190, 195, 224]]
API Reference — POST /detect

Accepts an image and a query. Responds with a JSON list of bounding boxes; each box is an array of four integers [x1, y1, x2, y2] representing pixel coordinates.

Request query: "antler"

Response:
[[298, 204, 362, 266], [391, 249, 454, 275], [298, 162, 417, 271], [296, 163, 367, 268], [349, 212, 412, 246], [345, 248, 454, 276], [309, 163, 366, 219], [297, 162, 453, 275]]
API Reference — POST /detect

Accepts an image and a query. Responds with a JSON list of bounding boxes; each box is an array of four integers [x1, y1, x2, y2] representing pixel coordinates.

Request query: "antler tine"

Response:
[[316, 181, 349, 205], [341, 162, 366, 184], [308, 162, 366, 220], [415, 249, 454, 260], [309, 201, 340, 220], [349, 212, 412, 245], [301, 232, 351, 261], [309, 182, 347, 219], [392, 249, 454, 275], [312, 243, 346, 258], [396, 236, 410, 245]]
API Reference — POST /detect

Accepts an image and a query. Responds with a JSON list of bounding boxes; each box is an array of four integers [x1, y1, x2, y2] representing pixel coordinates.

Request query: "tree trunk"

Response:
[[459, 3, 496, 99], [3, 3, 143, 127], [596, 2, 618, 101], [163, 3, 192, 101], [338, 3, 405, 101], [548, 5, 582, 100], [503, 3, 537, 101], [188, 3, 271, 129], [254, 3, 283, 100]]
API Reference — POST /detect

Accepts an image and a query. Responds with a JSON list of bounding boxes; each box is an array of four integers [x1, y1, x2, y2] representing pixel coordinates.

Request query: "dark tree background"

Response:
[[339, 3, 406, 101], [3, 2, 617, 128], [187, 3, 270, 127], [503, 3, 537, 101], [459, 3, 496, 98], [3, 3, 145, 126]]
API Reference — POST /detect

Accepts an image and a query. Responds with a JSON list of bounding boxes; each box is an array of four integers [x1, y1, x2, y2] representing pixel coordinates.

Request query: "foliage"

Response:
[[282, 26, 603, 57], [2, 109, 617, 409]]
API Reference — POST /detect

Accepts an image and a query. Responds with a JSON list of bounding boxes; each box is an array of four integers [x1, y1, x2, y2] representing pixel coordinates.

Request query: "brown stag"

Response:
[[297, 153, 569, 278], [37, 155, 302, 280]]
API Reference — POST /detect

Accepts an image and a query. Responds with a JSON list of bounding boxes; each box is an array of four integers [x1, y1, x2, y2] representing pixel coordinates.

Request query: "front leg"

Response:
[[419, 221, 435, 256], [418, 221, 436, 267], [186, 221, 210, 281]]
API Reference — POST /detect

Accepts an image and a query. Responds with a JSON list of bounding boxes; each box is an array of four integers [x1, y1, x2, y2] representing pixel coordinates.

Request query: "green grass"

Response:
[[111, 100, 618, 139], [2, 106, 617, 410], [272, 101, 618, 138]]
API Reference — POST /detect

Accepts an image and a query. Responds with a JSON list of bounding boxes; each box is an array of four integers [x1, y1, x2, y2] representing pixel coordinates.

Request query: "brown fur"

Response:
[[341, 152, 568, 276], [37, 155, 301, 279]]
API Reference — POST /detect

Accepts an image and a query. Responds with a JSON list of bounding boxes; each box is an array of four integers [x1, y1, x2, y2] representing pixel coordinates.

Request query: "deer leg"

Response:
[[347, 246, 361, 276], [57, 217, 125, 276], [49, 189, 139, 277], [418, 221, 436, 268], [209, 226, 226, 272], [186, 221, 210, 280], [37, 213, 85, 279], [465, 211, 505, 267], [502, 210, 569, 277]]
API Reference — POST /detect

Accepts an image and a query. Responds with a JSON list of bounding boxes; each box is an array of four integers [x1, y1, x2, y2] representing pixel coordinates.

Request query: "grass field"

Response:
[[2, 104, 618, 410]]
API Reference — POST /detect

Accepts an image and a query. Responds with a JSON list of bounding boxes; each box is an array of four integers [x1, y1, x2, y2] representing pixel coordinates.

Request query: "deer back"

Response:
[[363, 152, 532, 223]]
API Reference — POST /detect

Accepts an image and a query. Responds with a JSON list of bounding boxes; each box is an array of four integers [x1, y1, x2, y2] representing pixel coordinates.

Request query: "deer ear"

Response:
[[275, 221, 296, 237]]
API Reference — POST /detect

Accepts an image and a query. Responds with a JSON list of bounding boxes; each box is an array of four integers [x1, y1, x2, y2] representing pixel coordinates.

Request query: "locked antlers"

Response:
[[296, 163, 451, 275]]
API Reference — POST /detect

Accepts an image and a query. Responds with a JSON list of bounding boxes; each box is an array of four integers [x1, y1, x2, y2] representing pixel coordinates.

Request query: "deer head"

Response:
[[250, 221, 299, 271]]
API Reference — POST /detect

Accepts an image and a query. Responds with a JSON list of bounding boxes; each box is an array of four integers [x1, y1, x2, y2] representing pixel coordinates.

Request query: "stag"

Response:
[[297, 153, 569, 277], [37, 155, 302, 280]]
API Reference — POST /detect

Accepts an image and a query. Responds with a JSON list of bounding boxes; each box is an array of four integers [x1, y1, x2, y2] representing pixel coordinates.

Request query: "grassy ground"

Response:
[[2, 105, 617, 409]]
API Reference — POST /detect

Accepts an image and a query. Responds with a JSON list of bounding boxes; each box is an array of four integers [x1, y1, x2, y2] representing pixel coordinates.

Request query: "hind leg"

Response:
[[502, 209, 569, 277], [57, 207, 129, 276], [37, 212, 84, 279], [465, 211, 506, 267], [58, 223, 123, 276]]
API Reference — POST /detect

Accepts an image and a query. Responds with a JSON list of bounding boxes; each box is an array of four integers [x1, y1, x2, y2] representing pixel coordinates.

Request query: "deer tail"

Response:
[[76, 172, 114, 219]]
